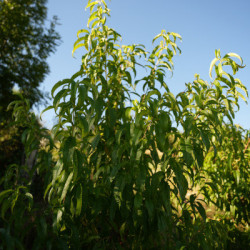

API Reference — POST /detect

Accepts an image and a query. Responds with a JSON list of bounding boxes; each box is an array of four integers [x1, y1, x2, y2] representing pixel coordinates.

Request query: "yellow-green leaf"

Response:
[[209, 58, 219, 79]]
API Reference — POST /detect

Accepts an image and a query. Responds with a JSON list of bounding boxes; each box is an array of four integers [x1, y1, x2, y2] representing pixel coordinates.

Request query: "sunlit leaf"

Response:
[[209, 57, 219, 79]]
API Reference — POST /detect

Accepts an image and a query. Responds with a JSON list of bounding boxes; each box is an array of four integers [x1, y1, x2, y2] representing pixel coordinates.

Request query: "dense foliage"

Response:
[[0, 0, 60, 119], [0, 0, 249, 249], [0, 0, 60, 179]]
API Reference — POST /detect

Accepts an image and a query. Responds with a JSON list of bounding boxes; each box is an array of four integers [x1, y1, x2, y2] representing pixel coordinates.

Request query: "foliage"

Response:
[[0, 0, 249, 249], [0, 0, 61, 120], [0, 0, 60, 186], [0, 95, 60, 249], [202, 125, 249, 224]]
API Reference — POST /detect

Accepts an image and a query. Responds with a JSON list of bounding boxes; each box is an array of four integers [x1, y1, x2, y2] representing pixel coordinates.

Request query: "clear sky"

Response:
[[38, 0, 250, 129]]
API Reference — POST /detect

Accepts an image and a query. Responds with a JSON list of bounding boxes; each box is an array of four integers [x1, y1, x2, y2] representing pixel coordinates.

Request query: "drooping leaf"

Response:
[[75, 184, 83, 216], [196, 201, 206, 221], [60, 172, 73, 202], [209, 57, 219, 79], [77, 29, 89, 38], [53, 89, 69, 109]]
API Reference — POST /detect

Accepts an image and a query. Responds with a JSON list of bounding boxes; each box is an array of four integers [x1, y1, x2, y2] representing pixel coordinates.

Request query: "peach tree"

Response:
[[0, 0, 249, 248]]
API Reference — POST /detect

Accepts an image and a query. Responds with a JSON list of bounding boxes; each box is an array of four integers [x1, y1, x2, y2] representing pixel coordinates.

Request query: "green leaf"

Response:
[[196, 202, 206, 221], [52, 79, 71, 97], [152, 33, 162, 44], [134, 193, 143, 209], [73, 150, 79, 182], [87, 13, 98, 28], [70, 81, 79, 104], [226, 52, 243, 65], [209, 57, 219, 79], [78, 85, 87, 106], [0, 190, 13, 204], [125, 71, 132, 85], [125, 107, 132, 120], [115, 129, 123, 145], [108, 108, 117, 127], [73, 36, 87, 50], [72, 43, 85, 56], [78, 115, 89, 135], [85, 1, 99, 10], [53, 89, 69, 109], [44, 182, 53, 200], [101, 0, 108, 8], [170, 32, 182, 40], [24, 192, 33, 210], [63, 136, 76, 166], [180, 138, 193, 166], [234, 170, 240, 186], [193, 142, 204, 168], [173, 163, 188, 201], [56, 208, 63, 228], [52, 160, 64, 186], [40, 106, 54, 119], [145, 199, 154, 218], [144, 89, 161, 102], [1, 200, 11, 219], [200, 130, 210, 151], [77, 29, 89, 38], [60, 172, 73, 202], [75, 184, 82, 216], [94, 97, 104, 121], [90, 134, 101, 150]]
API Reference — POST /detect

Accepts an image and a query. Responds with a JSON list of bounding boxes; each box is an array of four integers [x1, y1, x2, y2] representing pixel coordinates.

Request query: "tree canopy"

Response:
[[0, 0, 60, 120]]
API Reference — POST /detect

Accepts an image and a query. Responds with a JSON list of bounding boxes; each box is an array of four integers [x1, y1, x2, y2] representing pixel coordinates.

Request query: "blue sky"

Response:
[[39, 0, 250, 129]]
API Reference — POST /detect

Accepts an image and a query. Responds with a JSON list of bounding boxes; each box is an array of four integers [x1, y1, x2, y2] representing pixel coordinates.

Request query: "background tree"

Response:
[[0, 0, 60, 174], [0, 0, 61, 120]]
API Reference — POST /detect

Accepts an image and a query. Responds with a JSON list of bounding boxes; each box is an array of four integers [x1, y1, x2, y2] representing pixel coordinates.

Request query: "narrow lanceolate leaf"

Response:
[[51, 79, 71, 97], [63, 136, 76, 166], [200, 130, 210, 151], [170, 32, 182, 41], [91, 134, 101, 150], [87, 13, 98, 28], [152, 33, 162, 44], [77, 29, 89, 38], [70, 81, 79, 104], [85, 1, 99, 10], [180, 138, 193, 166], [73, 150, 79, 182], [53, 89, 69, 108], [40, 106, 54, 119], [173, 163, 188, 201], [226, 52, 243, 65], [52, 160, 64, 185], [73, 36, 87, 52], [78, 115, 89, 134], [72, 43, 86, 56], [209, 57, 219, 79], [196, 202, 206, 221], [78, 85, 87, 105], [76, 184, 83, 216], [60, 172, 73, 202], [115, 129, 123, 145], [0, 190, 13, 204], [56, 208, 63, 228], [125, 107, 132, 120]]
